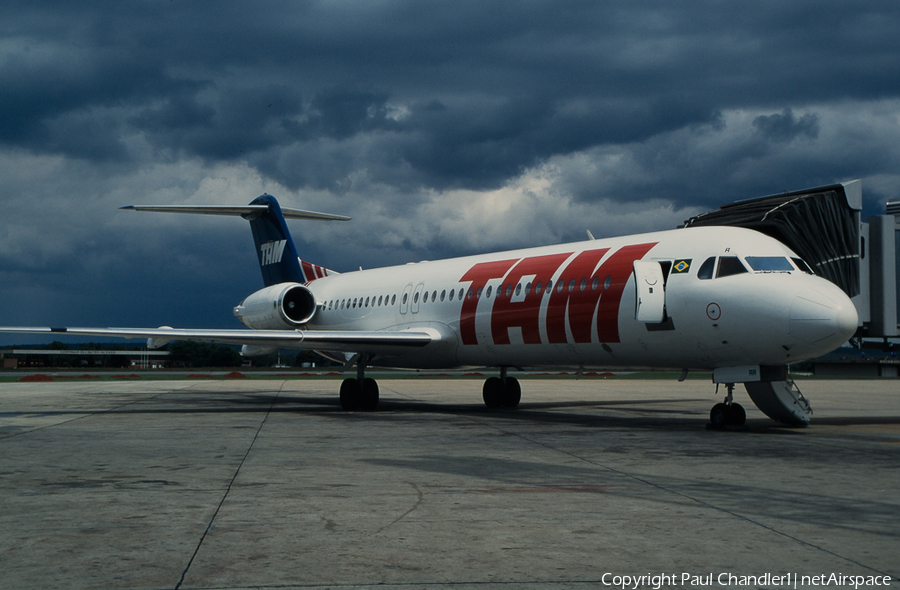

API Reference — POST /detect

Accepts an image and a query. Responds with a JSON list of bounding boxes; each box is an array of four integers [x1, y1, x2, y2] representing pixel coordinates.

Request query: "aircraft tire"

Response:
[[361, 378, 379, 411], [340, 378, 363, 411], [483, 377, 503, 408], [727, 403, 746, 426], [502, 377, 521, 408], [709, 403, 728, 429]]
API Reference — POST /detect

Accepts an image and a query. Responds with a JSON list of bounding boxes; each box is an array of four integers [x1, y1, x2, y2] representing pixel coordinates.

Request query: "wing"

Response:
[[0, 326, 436, 356]]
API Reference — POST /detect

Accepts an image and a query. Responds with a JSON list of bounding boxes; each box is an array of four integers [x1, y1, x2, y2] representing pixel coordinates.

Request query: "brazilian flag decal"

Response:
[[672, 259, 692, 273]]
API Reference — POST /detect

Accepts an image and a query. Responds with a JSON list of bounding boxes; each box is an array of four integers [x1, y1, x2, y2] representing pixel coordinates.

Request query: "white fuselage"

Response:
[[299, 226, 858, 371]]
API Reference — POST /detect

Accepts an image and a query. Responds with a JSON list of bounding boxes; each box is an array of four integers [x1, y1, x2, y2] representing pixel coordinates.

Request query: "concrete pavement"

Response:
[[1, 376, 897, 589]]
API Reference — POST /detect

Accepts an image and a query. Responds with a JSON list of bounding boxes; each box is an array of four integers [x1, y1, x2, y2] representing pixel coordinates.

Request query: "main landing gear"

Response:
[[338, 359, 522, 412], [708, 383, 746, 429], [482, 367, 521, 409], [339, 354, 379, 411]]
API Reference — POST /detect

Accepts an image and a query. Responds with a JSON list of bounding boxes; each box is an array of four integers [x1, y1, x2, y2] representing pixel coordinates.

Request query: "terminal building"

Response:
[[1, 349, 170, 370]]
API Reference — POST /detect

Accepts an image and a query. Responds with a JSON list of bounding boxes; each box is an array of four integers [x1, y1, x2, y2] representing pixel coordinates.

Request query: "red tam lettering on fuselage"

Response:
[[546, 248, 609, 344], [459, 259, 518, 345], [457, 242, 658, 346], [491, 252, 573, 345], [547, 243, 656, 344]]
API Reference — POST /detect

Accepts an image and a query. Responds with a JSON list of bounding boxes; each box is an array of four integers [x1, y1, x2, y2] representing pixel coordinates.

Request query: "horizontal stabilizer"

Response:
[[120, 204, 350, 222]]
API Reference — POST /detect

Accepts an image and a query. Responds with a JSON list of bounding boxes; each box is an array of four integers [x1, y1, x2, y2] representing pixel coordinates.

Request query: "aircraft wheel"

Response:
[[482, 377, 503, 408], [502, 377, 521, 408], [727, 402, 746, 426], [361, 378, 379, 411], [340, 378, 362, 411], [709, 403, 728, 429]]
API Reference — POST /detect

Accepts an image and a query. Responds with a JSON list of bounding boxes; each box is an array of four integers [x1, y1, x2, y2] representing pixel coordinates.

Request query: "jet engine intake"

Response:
[[233, 282, 317, 330]]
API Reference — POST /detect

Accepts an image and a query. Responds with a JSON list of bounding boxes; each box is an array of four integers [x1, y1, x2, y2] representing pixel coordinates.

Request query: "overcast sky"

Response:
[[3, 1, 900, 343]]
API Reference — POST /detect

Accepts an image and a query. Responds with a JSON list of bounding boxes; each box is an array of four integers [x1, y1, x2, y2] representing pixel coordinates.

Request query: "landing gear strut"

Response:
[[708, 383, 746, 429], [340, 354, 379, 411], [482, 367, 521, 408]]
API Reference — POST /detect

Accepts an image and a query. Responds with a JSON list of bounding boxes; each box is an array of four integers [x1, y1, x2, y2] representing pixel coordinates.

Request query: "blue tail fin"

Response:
[[246, 195, 305, 286], [246, 195, 338, 286]]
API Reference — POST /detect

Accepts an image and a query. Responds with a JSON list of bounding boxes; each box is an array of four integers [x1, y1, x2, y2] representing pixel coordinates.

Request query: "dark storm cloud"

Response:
[[753, 109, 820, 142], [4, 1, 900, 191]]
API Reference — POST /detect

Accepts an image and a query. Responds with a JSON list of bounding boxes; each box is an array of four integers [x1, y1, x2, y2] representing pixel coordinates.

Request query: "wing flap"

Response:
[[0, 327, 435, 355]]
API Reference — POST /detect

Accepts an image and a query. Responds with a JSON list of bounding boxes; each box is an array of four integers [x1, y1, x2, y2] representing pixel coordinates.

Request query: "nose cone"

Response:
[[790, 281, 858, 350]]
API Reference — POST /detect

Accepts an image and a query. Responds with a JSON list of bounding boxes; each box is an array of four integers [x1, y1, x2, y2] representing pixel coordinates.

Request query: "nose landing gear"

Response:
[[708, 383, 746, 429]]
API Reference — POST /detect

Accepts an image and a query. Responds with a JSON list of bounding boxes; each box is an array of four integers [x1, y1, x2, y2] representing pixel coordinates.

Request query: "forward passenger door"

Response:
[[633, 261, 666, 322]]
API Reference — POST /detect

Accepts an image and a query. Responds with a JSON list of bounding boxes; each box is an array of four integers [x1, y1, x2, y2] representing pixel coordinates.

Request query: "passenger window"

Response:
[[449, 289, 454, 301], [459, 288, 464, 300], [580, 278, 587, 292], [391, 294, 397, 305], [440, 289, 446, 301], [697, 257, 715, 280], [591, 277, 599, 290], [486, 286, 493, 298], [535, 281, 542, 295], [716, 256, 748, 278], [432, 290, 437, 302]]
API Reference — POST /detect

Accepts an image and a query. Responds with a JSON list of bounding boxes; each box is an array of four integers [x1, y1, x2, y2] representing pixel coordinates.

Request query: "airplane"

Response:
[[0, 194, 859, 428]]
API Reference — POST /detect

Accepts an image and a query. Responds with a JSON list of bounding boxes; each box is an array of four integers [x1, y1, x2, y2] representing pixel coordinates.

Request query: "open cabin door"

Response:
[[633, 260, 666, 322]]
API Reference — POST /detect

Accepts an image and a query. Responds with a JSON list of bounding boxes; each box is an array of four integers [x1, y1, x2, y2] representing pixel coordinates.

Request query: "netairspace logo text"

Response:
[[600, 572, 893, 589]]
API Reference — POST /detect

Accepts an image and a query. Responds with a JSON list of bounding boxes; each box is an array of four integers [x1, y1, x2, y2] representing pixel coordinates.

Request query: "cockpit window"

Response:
[[745, 256, 794, 272], [716, 256, 748, 278], [697, 257, 715, 280], [791, 257, 815, 275]]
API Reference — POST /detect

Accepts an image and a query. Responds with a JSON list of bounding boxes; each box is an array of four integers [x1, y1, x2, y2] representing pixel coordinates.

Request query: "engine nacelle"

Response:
[[233, 283, 317, 330]]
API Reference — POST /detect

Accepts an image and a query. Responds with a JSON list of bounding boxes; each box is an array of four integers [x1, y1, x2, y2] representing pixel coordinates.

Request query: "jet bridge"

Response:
[[681, 179, 899, 425]]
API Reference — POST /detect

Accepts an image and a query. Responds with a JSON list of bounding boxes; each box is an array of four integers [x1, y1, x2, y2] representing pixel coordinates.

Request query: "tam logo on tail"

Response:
[[260, 240, 287, 266]]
